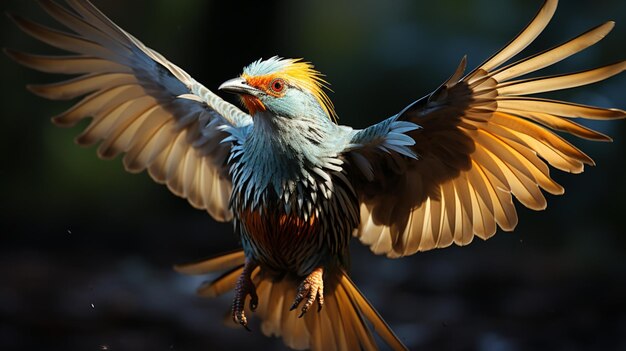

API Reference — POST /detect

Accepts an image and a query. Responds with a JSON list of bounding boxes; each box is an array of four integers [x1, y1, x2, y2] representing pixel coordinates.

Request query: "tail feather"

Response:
[[340, 274, 407, 351], [196, 265, 245, 298], [323, 295, 351, 350], [177, 250, 407, 350], [334, 282, 378, 350], [174, 249, 245, 275]]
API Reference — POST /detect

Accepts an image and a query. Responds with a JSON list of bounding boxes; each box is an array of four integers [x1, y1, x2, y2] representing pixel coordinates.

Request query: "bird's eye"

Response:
[[269, 79, 285, 93]]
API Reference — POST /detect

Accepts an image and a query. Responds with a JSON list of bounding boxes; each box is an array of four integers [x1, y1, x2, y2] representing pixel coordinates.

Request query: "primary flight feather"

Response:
[[6, 0, 625, 349]]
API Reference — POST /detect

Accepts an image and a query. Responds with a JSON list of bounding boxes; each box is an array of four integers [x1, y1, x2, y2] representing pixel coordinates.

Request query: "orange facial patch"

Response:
[[240, 94, 266, 116], [242, 74, 286, 97], [240, 59, 338, 122], [238, 74, 282, 116]]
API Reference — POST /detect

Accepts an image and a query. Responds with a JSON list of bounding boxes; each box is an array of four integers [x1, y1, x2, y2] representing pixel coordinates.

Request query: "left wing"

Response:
[[344, 0, 626, 257], [6, 0, 253, 221]]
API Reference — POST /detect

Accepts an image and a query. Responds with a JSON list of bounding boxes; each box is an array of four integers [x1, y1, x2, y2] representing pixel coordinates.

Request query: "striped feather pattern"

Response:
[[7, 0, 254, 221], [353, 0, 626, 257]]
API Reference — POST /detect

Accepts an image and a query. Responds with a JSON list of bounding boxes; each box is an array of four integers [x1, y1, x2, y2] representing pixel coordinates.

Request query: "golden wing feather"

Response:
[[7, 0, 254, 221], [354, 0, 626, 257]]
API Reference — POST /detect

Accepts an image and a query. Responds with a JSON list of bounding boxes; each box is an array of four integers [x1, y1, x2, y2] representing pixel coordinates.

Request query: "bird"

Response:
[[5, 0, 625, 349]]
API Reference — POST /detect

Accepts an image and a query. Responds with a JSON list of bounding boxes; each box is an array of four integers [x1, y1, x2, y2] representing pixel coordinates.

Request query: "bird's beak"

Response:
[[218, 77, 261, 96]]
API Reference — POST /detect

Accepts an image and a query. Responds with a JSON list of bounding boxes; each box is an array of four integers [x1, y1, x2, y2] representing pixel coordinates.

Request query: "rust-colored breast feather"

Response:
[[241, 209, 321, 267]]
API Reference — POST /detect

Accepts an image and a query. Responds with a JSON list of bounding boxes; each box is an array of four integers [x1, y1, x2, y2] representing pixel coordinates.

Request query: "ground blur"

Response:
[[1, 0, 626, 350]]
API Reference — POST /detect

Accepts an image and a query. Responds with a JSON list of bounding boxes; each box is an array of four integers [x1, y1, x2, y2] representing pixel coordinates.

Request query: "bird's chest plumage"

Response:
[[226, 118, 359, 275], [231, 158, 348, 275], [237, 200, 324, 274]]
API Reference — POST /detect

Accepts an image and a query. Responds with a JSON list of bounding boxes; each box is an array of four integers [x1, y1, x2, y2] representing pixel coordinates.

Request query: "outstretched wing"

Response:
[[6, 0, 252, 221], [345, 0, 626, 257]]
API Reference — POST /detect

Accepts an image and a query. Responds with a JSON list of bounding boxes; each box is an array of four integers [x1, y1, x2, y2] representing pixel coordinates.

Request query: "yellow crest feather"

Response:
[[279, 59, 338, 122], [242, 57, 338, 122]]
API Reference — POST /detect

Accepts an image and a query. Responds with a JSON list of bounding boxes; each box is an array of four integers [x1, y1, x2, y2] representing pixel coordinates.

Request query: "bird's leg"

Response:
[[232, 257, 258, 331], [290, 267, 324, 318]]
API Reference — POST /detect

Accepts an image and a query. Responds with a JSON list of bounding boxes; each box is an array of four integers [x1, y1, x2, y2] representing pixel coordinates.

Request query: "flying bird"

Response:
[[6, 0, 625, 349]]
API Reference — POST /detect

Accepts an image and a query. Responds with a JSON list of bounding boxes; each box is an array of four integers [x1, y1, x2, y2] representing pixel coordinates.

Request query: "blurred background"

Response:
[[2, 0, 626, 350]]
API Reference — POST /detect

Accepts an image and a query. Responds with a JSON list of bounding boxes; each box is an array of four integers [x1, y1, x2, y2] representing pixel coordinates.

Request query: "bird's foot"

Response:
[[232, 258, 258, 331], [290, 267, 324, 318]]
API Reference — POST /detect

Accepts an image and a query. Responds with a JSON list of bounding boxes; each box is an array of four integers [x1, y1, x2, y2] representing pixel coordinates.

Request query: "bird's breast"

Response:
[[238, 206, 323, 273], [240, 208, 320, 243], [228, 124, 359, 273]]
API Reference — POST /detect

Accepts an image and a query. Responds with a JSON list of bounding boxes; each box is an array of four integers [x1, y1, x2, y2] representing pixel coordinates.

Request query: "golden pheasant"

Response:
[[6, 0, 625, 349]]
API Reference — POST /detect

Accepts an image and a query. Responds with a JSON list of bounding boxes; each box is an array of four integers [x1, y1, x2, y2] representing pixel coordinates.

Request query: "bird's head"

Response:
[[219, 57, 337, 122]]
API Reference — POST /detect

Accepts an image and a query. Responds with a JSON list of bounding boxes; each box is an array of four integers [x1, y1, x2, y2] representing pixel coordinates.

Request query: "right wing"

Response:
[[6, 0, 253, 221], [343, 0, 626, 257]]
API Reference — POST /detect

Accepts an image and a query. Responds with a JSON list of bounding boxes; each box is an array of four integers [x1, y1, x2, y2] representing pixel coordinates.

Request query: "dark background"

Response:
[[2, 0, 626, 350]]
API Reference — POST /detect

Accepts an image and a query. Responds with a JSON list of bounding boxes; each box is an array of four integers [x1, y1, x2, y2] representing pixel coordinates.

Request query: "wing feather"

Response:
[[3, 49, 129, 74], [490, 21, 615, 82], [350, 0, 625, 256], [9, 14, 123, 62], [497, 61, 626, 96], [8, 0, 254, 221], [479, 0, 557, 72]]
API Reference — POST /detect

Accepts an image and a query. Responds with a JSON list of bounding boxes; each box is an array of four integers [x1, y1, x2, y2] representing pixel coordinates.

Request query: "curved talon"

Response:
[[233, 309, 251, 332], [290, 267, 324, 318], [317, 291, 325, 313], [232, 258, 258, 331], [249, 292, 259, 312]]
